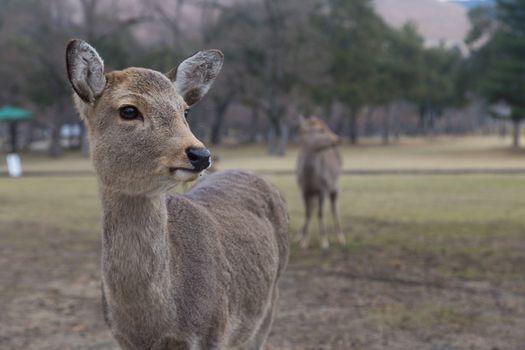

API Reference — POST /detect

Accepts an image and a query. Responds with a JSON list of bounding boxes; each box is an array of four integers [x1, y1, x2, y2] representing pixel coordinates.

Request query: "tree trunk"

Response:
[[265, 101, 287, 154], [277, 120, 288, 156], [418, 113, 426, 135], [249, 105, 260, 143], [210, 99, 229, 145], [22, 122, 34, 151], [266, 115, 287, 156], [382, 105, 390, 145], [348, 112, 358, 145], [266, 127, 276, 154], [48, 101, 66, 157], [361, 106, 372, 136], [9, 121, 18, 153], [512, 119, 520, 149], [210, 111, 224, 146], [445, 112, 452, 135], [428, 110, 436, 136], [210, 118, 222, 145], [392, 101, 401, 142], [49, 123, 64, 158]]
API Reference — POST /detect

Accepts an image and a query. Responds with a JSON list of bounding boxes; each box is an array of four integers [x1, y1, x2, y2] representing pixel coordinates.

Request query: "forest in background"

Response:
[[0, 0, 523, 156]]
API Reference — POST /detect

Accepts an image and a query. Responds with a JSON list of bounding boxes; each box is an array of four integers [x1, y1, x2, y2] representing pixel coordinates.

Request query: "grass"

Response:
[[380, 302, 486, 336], [2, 137, 525, 285], [272, 174, 525, 284], [1, 172, 524, 285], [3, 135, 525, 174], [217, 135, 525, 171], [2, 137, 525, 348], [0, 177, 99, 237]]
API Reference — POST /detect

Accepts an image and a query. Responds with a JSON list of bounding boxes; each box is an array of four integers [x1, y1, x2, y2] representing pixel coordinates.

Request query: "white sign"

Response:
[[6, 153, 22, 177]]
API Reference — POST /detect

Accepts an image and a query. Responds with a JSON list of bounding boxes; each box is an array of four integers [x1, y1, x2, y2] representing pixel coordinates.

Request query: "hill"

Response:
[[373, 0, 470, 49]]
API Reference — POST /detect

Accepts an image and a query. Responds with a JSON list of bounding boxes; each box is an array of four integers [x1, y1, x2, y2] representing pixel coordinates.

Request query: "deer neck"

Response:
[[100, 190, 172, 303]]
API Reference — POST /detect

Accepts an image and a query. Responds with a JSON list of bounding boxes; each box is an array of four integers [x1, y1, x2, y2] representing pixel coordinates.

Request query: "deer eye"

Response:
[[119, 105, 143, 121], [184, 109, 190, 119]]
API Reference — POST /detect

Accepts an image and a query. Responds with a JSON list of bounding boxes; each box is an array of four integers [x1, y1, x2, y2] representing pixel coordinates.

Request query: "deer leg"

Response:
[[299, 194, 314, 249], [330, 191, 346, 246], [318, 193, 329, 249], [246, 288, 278, 350]]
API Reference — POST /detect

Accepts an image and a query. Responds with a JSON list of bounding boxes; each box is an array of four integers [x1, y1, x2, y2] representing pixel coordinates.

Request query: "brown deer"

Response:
[[296, 116, 346, 249], [66, 39, 288, 350], [181, 155, 220, 192]]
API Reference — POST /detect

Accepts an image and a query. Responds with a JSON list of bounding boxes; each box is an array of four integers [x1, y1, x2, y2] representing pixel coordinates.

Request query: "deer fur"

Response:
[[66, 39, 288, 350], [296, 116, 346, 249]]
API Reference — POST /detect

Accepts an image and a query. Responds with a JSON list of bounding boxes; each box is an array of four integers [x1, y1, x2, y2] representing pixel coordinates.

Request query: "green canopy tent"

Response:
[[0, 106, 33, 153]]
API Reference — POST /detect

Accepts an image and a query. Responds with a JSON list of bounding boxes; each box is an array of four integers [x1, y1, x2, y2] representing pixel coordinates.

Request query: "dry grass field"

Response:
[[1, 136, 525, 349], [4, 135, 525, 174]]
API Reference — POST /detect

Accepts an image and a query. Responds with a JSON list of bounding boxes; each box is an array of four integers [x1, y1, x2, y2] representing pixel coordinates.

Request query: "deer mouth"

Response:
[[169, 167, 200, 174], [169, 167, 203, 182]]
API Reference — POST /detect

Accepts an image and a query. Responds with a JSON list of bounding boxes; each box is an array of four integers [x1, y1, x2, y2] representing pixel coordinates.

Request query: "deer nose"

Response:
[[186, 147, 211, 172]]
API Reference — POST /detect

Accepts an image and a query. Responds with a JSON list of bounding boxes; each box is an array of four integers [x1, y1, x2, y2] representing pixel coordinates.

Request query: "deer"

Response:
[[65, 39, 289, 350], [296, 116, 346, 249], [181, 155, 220, 192]]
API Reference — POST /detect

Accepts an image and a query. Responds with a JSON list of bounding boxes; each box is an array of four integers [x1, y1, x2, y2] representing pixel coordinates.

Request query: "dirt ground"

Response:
[[2, 233, 524, 350], [2, 143, 525, 349]]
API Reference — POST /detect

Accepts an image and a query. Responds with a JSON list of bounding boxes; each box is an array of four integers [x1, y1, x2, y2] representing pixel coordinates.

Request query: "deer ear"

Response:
[[166, 50, 224, 106], [66, 39, 106, 103]]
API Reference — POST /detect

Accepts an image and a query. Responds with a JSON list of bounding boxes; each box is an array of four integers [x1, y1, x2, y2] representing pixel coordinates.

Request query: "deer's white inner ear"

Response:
[[167, 50, 224, 106], [66, 39, 106, 103]]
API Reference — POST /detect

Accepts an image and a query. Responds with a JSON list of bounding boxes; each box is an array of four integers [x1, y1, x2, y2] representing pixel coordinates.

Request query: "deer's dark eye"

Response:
[[119, 106, 143, 121], [184, 109, 190, 119]]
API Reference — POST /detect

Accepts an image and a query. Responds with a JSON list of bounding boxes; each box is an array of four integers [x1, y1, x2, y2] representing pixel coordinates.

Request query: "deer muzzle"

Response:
[[186, 147, 211, 172]]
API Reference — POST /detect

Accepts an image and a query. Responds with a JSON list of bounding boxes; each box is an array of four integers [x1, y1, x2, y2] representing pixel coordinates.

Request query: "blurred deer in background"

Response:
[[297, 116, 346, 249], [66, 39, 289, 350]]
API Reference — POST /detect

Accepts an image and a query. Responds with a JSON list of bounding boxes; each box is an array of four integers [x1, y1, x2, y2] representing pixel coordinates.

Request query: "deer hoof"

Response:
[[321, 238, 329, 250], [338, 233, 346, 246]]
